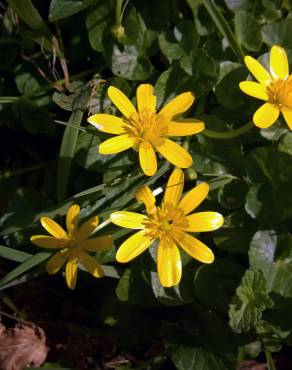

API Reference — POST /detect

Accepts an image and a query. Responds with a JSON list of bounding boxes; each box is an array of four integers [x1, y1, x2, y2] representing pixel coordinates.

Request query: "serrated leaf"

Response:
[[229, 269, 273, 333]]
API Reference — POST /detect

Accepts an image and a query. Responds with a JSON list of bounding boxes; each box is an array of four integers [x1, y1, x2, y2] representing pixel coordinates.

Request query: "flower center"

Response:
[[267, 76, 292, 109], [143, 206, 184, 239], [123, 109, 168, 145]]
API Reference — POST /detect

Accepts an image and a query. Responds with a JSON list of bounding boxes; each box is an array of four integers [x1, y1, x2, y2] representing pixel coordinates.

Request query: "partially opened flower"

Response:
[[88, 84, 204, 176], [240, 45, 292, 129], [30, 205, 112, 289], [110, 169, 224, 287]]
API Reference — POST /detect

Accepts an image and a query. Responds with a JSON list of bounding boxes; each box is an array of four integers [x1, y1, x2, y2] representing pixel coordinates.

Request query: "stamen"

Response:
[[267, 76, 292, 109]]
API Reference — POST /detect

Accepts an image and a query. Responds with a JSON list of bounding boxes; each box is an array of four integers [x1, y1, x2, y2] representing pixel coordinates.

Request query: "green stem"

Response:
[[265, 350, 276, 370], [115, 0, 123, 27], [202, 0, 245, 63], [202, 121, 253, 139], [0, 162, 50, 180]]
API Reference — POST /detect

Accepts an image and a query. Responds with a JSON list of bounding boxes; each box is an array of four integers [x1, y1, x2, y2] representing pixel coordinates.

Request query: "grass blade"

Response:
[[0, 252, 51, 287], [57, 110, 84, 202], [0, 245, 32, 263]]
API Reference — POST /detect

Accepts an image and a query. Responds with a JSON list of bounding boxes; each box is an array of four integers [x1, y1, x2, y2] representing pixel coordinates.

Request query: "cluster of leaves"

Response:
[[1, 0, 292, 369]]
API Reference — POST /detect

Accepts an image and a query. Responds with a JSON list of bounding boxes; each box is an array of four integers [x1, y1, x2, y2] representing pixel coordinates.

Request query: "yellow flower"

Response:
[[30, 205, 112, 290], [88, 84, 205, 176], [239, 45, 292, 129], [110, 169, 224, 288]]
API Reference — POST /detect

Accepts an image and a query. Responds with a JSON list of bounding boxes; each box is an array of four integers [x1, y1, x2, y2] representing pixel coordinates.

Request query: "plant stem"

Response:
[[202, 121, 253, 139], [202, 0, 245, 63], [115, 0, 123, 27], [265, 350, 276, 370], [0, 162, 50, 180]]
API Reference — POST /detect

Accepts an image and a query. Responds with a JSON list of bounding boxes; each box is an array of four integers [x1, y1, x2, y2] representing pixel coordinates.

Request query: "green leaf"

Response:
[[120, 7, 158, 52], [218, 179, 248, 210], [256, 321, 290, 353], [215, 67, 246, 108], [229, 269, 274, 333], [249, 230, 277, 290], [14, 97, 55, 135], [262, 18, 292, 49], [86, 1, 114, 52], [57, 109, 84, 202], [194, 259, 244, 312], [0, 252, 51, 288], [202, 0, 245, 61], [190, 115, 244, 176], [224, 0, 250, 12], [0, 245, 32, 263], [111, 45, 152, 81], [115, 260, 157, 306], [214, 210, 256, 253], [74, 130, 135, 172], [14, 64, 42, 97], [7, 0, 51, 38], [171, 347, 228, 370], [49, 0, 95, 21], [278, 132, 292, 155], [245, 147, 292, 222], [234, 11, 262, 51], [159, 20, 199, 62]]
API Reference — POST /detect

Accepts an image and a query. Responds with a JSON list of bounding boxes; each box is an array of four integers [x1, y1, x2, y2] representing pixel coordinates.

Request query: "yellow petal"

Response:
[[139, 141, 157, 176], [108, 86, 137, 118], [184, 212, 224, 232], [135, 185, 156, 212], [110, 211, 147, 229], [40, 217, 68, 239], [167, 119, 205, 136], [253, 103, 280, 128], [78, 216, 99, 240], [136, 84, 156, 113], [159, 92, 195, 119], [244, 55, 271, 86], [163, 168, 184, 208], [66, 204, 80, 237], [46, 249, 70, 275], [99, 134, 134, 154], [87, 114, 126, 134], [270, 45, 289, 80], [80, 235, 113, 252], [178, 182, 209, 216], [30, 235, 67, 249], [281, 107, 292, 130], [157, 238, 182, 287], [79, 251, 104, 278], [239, 81, 268, 100], [156, 138, 192, 168], [116, 230, 154, 263], [175, 232, 214, 263], [66, 253, 78, 290]]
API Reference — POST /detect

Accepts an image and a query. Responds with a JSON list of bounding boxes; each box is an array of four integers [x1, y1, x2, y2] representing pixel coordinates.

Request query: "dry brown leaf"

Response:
[[0, 322, 48, 370]]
